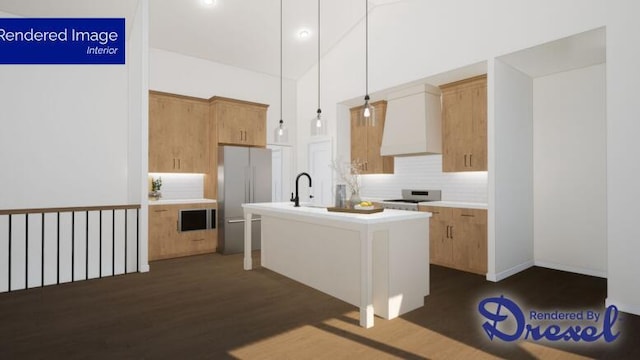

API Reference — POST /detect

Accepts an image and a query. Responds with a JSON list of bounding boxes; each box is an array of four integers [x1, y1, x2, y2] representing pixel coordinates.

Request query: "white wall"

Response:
[[533, 64, 607, 277], [491, 59, 534, 281], [0, 12, 134, 210], [606, 0, 640, 315]]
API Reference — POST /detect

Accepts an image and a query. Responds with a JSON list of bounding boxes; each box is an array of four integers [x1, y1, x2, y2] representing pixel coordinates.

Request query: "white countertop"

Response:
[[419, 201, 488, 210], [242, 202, 430, 225], [149, 198, 217, 206]]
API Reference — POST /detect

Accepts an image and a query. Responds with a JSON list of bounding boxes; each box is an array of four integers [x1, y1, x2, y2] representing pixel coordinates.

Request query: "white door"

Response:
[[308, 139, 332, 206], [268, 145, 292, 202]]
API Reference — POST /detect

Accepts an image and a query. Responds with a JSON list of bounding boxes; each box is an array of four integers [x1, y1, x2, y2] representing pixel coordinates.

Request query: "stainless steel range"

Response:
[[378, 189, 441, 211]]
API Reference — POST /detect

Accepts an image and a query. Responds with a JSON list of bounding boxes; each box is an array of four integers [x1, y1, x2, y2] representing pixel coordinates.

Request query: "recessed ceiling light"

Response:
[[201, 0, 217, 7], [297, 29, 311, 40]]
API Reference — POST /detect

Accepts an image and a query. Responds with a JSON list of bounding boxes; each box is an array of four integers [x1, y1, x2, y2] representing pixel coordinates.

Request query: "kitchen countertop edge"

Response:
[[149, 198, 217, 206], [418, 201, 488, 210]]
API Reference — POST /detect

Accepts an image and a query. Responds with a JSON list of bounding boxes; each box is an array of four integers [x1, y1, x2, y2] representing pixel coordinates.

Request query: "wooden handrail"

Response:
[[0, 204, 141, 216]]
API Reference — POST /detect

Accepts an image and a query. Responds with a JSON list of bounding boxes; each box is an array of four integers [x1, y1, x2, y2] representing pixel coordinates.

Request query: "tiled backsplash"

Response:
[[359, 155, 488, 203], [149, 173, 204, 200]]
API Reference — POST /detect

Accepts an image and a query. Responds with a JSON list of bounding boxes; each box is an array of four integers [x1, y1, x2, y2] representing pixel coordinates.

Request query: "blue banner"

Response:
[[0, 18, 125, 64]]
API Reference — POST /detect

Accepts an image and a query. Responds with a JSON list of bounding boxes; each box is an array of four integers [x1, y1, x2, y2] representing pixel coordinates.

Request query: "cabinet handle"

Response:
[[446, 225, 450, 239], [461, 214, 475, 217], [173, 158, 176, 169], [450, 226, 454, 239], [469, 154, 473, 167], [192, 238, 205, 242], [154, 209, 168, 213], [178, 158, 181, 169]]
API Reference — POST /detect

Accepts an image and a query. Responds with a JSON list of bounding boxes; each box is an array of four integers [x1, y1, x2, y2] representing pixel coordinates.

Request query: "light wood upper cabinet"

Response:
[[148, 203, 217, 261], [149, 91, 209, 173], [350, 100, 394, 174], [441, 75, 487, 172], [211, 97, 268, 147], [419, 205, 487, 275]]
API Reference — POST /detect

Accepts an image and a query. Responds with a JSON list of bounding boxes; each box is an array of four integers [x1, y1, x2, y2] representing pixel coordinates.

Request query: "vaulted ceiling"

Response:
[[0, 0, 385, 80]]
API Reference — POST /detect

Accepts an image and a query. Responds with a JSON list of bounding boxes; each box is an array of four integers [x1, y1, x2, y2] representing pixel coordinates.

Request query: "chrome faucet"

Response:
[[291, 172, 313, 207]]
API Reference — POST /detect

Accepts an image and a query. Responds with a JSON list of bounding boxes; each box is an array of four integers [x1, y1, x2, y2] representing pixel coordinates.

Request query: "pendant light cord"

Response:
[[365, 0, 368, 96], [279, 0, 283, 124], [317, 0, 321, 115]]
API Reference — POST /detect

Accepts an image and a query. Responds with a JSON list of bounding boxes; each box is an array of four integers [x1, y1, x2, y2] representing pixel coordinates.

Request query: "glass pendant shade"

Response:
[[363, 97, 376, 127], [311, 109, 327, 136], [274, 119, 289, 143]]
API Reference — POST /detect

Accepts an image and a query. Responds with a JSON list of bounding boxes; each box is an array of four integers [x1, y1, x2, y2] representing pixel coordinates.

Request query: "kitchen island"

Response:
[[242, 202, 430, 328]]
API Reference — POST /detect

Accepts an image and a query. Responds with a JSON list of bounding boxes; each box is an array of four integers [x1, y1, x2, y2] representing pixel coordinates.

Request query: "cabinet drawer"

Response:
[[453, 208, 487, 224]]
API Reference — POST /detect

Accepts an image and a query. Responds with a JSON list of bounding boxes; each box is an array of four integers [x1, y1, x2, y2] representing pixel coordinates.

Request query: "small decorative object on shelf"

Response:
[[150, 176, 162, 200]]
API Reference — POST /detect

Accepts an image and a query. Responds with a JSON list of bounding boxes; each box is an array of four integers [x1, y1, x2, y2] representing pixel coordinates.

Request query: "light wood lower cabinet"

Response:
[[149, 203, 217, 261], [419, 205, 487, 275]]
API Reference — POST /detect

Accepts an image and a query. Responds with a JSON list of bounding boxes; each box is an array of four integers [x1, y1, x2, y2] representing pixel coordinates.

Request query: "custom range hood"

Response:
[[380, 84, 442, 156]]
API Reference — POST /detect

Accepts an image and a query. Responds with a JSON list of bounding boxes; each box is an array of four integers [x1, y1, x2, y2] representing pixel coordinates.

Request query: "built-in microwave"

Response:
[[178, 208, 216, 232]]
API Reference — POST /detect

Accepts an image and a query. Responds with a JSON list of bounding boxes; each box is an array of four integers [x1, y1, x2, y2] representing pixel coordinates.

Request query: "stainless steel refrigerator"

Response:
[[218, 145, 272, 254]]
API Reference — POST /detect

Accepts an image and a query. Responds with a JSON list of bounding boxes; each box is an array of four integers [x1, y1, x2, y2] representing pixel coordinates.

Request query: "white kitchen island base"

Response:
[[242, 202, 430, 328]]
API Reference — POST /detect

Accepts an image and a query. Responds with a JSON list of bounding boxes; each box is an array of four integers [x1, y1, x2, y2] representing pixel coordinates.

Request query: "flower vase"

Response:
[[349, 191, 361, 208]]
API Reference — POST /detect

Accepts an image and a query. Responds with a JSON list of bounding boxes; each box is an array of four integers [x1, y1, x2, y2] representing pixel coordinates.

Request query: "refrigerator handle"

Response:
[[251, 166, 256, 203], [244, 166, 250, 203]]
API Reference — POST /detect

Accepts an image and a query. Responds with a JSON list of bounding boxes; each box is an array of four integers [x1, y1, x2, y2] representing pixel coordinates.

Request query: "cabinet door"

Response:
[[366, 101, 394, 174], [469, 82, 487, 171], [452, 207, 487, 274], [243, 105, 267, 147], [149, 92, 209, 173], [350, 107, 368, 173], [215, 98, 268, 147], [421, 206, 453, 266], [148, 205, 178, 261], [149, 94, 180, 172], [442, 86, 472, 172], [217, 101, 246, 145], [441, 75, 487, 172], [350, 102, 393, 174], [177, 100, 209, 173]]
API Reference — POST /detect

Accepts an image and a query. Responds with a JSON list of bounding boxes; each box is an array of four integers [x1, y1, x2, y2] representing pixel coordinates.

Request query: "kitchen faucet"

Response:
[[291, 172, 313, 207]]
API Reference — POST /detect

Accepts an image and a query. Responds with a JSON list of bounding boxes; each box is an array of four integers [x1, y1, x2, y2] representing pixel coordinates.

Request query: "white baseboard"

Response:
[[139, 263, 150, 273], [486, 260, 534, 282], [606, 297, 640, 317], [534, 260, 607, 278]]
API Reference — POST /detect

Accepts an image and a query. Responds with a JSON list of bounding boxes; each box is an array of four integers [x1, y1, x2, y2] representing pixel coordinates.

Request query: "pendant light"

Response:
[[362, 0, 375, 126], [311, 0, 327, 136], [274, 0, 289, 143]]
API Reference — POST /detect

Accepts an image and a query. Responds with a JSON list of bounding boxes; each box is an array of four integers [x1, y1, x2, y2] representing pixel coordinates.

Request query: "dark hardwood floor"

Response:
[[1, 252, 638, 359]]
